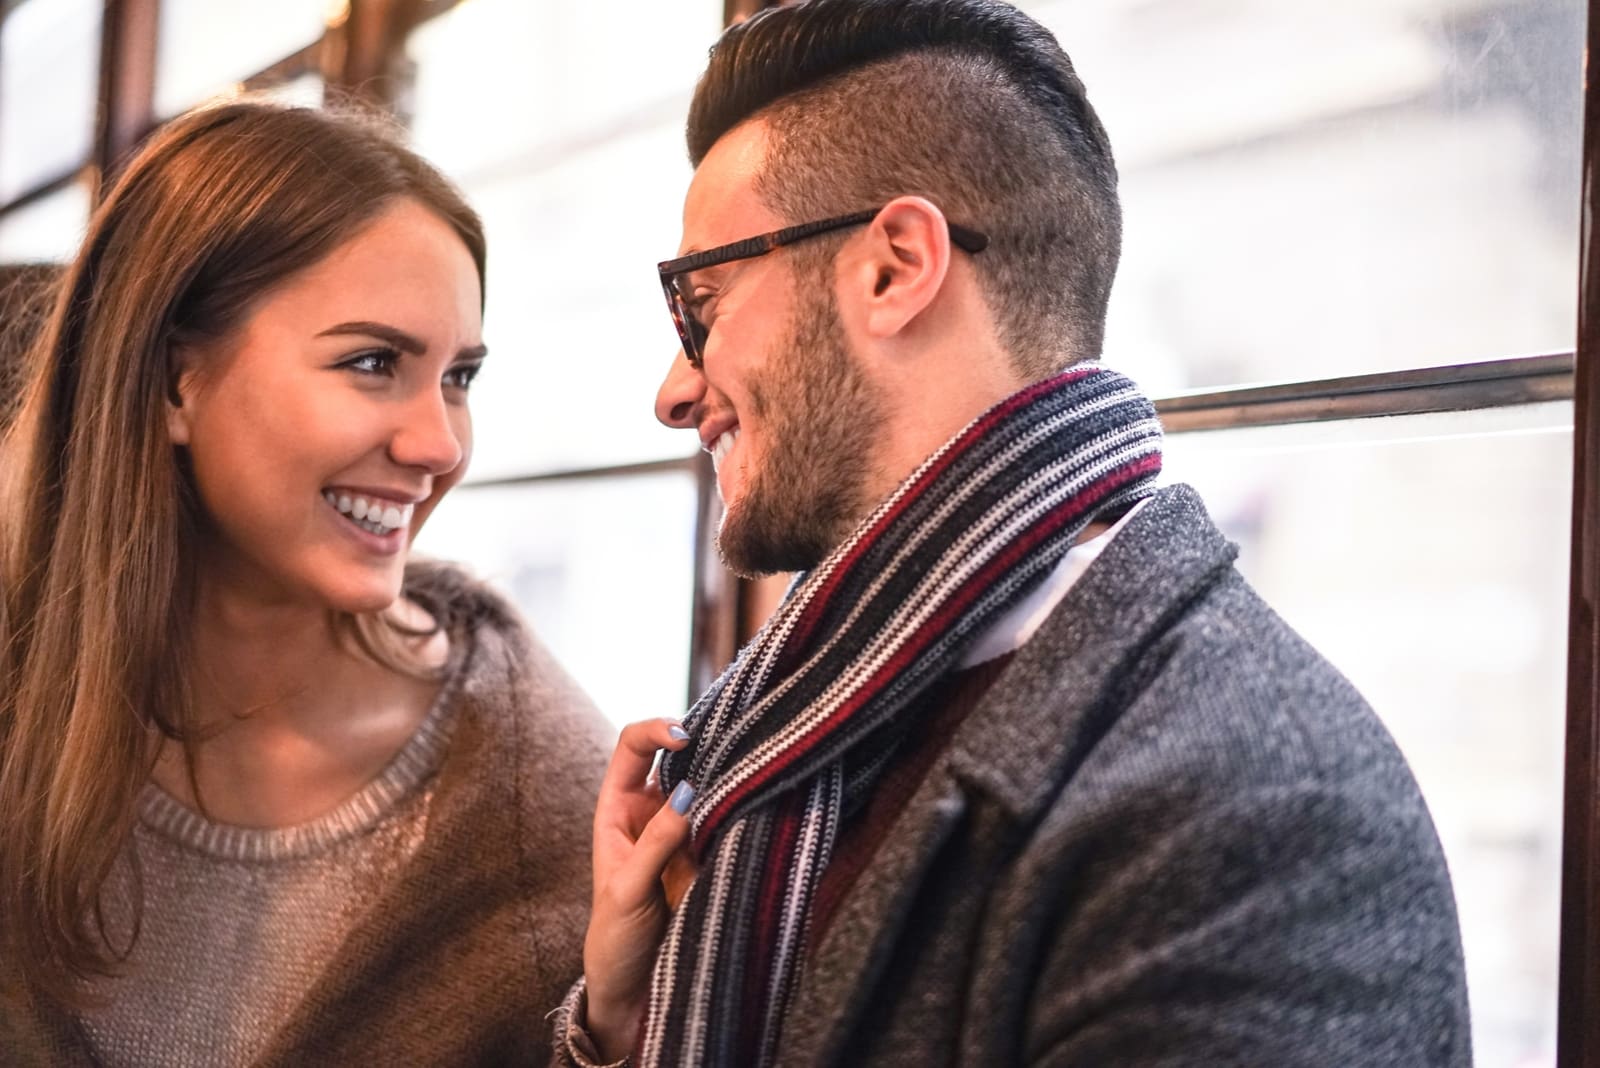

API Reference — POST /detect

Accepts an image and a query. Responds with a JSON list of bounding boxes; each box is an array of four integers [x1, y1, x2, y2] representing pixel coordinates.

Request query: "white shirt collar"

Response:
[[958, 498, 1149, 668]]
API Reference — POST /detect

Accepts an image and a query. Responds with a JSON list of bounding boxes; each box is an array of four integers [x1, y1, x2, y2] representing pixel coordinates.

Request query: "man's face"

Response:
[[654, 121, 885, 576]]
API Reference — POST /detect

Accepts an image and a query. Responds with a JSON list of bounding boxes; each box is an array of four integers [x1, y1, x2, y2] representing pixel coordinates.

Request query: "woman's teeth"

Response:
[[322, 490, 414, 536], [711, 428, 739, 473]]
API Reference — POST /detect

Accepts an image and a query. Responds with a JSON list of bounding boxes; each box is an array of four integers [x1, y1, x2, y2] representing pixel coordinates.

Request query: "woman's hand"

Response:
[[582, 718, 698, 1061]]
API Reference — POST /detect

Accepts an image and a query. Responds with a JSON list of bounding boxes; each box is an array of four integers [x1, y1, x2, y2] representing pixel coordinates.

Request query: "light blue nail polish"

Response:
[[668, 724, 690, 742], [669, 780, 696, 815]]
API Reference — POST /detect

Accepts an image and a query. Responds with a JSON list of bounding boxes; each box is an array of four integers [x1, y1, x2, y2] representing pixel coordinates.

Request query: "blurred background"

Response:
[[0, 0, 1582, 1063]]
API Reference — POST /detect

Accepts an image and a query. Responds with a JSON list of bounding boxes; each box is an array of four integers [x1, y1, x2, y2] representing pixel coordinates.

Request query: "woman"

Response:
[[0, 100, 610, 1065], [0, 263, 60, 435]]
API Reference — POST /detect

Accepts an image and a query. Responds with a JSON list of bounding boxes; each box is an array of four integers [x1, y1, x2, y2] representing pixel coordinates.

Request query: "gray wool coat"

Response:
[[771, 484, 1472, 1067]]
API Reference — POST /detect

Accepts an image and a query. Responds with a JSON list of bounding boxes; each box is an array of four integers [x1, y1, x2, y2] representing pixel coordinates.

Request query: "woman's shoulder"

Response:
[[408, 559, 612, 795]]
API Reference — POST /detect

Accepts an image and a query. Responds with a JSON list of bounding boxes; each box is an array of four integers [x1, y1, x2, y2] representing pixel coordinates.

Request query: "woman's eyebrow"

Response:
[[317, 321, 426, 353], [317, 320, 487, 361]]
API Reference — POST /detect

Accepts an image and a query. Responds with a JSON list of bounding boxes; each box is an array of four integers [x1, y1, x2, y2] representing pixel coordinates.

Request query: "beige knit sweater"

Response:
[[0, 564, 613, 1067]]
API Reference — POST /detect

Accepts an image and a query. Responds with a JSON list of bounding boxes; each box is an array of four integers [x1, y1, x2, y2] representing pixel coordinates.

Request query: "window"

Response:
[[0, 0, 100, 201], [153, 0, 327, 117], [1006, 3, 1582, 1062], [1164, 405, 1570, 1065], [0, 179, 90, 262], [402, 0, 725, 725], [1023, 0, 1582, 392], [412, 471, 700, 724]]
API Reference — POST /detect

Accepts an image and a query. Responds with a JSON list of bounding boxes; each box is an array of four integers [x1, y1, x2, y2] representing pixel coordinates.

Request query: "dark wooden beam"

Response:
[[91, 0, 158, 199], [1558, 0, 1600, 1063], [321, 0, 428, 109], [725, 0, 773, 23]]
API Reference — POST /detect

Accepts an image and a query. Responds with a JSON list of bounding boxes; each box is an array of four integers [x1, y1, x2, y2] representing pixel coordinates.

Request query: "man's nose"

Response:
[[654, 349, 705, 429]]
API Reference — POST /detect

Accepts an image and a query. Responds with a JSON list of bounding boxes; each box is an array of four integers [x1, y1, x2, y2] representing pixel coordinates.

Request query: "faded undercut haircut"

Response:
[[686, 0, 1122, 379]]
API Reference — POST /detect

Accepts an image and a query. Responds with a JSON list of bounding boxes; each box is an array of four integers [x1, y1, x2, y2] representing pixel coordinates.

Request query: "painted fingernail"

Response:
[[667, 724, 690, 742], [668, 781, 696, 815]]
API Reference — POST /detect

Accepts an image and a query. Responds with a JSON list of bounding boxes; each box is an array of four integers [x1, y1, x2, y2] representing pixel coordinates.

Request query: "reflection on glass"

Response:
[[1163, 402, 1572, 1068], [0, 0, 101, 201], [1017, 0, 1583, 391], [407, 0, 723, 478], [154, 0, 328, 118], [0, 180, 92, 263], [412, 471, 699, 730]]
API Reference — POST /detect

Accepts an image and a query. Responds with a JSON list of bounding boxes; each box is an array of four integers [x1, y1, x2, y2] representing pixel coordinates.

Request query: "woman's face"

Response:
[[168, 197, 485, 614]]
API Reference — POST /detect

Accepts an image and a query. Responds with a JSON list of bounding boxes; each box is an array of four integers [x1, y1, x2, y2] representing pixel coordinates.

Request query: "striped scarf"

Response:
[[642, 366, 1163, 1066]]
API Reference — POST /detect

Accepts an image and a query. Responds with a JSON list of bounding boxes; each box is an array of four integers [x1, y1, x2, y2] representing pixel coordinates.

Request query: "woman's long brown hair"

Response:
[[0, 99, 486, 1008]]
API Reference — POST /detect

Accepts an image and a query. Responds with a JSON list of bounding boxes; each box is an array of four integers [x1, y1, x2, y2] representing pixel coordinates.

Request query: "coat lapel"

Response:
[[779, 771, 969, 1067], [778, 486, 1237, 1066]]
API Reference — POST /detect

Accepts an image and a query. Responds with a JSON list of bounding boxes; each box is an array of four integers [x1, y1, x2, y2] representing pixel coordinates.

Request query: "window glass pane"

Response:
[[0, 178, 91, 263], [412, 471, 699, 730], [1017, 0, 1583, 393], [154, 0, 328, 118], [407, 0, 723, 478], [0, 0, 101, 201], [251, 71, 325, 110], [1162, 402, 1572, 1068]]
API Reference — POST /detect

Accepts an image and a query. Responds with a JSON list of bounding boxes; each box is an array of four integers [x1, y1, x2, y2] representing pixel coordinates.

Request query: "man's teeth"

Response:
[[711, 429, 739, 473], [322, 490, 414, 536]]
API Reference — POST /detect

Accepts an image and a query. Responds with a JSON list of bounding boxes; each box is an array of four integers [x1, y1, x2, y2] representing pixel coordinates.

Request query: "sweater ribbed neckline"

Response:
[[136, 661, 464, 863]]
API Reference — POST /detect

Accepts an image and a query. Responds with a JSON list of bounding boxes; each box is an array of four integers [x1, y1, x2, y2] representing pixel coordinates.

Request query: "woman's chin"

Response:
[[318, 573, 407, 617]]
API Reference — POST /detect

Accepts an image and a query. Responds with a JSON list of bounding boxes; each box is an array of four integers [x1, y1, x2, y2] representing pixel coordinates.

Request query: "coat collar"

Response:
[[780, 484, 1238, 1066], [945, 483, 1237, 822]]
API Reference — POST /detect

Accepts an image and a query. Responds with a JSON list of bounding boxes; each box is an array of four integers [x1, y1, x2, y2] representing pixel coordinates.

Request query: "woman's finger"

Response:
[[599, 718, 690, 802], [605, 781, 695, 909]]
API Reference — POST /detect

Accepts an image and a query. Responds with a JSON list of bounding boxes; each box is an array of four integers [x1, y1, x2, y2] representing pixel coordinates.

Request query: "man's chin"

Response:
[[716, 501, 825, 579], [715, 519, 785, 580]]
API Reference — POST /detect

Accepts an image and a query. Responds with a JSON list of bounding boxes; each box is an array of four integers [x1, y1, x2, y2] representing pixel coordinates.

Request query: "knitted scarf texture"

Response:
[[644, 366, 1164, 1067]]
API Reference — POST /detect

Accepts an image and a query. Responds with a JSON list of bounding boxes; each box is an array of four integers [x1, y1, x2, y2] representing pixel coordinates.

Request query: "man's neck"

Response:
[[863, 353, 1029, 516]]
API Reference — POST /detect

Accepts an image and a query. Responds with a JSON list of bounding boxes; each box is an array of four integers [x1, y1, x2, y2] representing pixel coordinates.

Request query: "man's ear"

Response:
[[845, 195, 954, 341], [165, 344, 200, 446]]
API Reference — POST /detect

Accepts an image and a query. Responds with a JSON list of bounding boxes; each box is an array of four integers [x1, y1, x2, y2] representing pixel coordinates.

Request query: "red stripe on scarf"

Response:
[[784, 370, 1094, 655], [698, 449, 1160, 839], [738, 800, 803, 1060]]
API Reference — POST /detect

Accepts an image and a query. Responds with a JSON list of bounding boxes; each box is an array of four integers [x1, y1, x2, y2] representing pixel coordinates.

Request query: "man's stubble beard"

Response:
[[716, 282, 885, 578]]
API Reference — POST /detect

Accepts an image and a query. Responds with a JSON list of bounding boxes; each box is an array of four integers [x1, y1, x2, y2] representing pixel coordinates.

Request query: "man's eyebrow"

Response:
[[317, 320, 488, 361]]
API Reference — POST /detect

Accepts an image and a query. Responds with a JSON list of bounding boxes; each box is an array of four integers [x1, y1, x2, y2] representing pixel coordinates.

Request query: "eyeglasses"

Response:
[[657, 206, 989, 369]]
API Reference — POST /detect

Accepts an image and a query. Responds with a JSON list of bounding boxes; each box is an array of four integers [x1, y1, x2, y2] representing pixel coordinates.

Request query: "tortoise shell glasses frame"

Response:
[[657, 206, 989, 369]]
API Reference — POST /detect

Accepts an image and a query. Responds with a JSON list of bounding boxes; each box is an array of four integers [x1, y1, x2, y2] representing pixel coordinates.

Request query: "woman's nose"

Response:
[[389, 390, 465, 475]]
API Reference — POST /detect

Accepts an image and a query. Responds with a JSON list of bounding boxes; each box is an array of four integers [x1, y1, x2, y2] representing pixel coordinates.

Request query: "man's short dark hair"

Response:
[[0, 263, 61, 437], [687, 0, 1121, 378]]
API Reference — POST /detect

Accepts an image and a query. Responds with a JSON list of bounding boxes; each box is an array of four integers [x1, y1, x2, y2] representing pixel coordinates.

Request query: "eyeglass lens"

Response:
[[665, 274, 708, 365]]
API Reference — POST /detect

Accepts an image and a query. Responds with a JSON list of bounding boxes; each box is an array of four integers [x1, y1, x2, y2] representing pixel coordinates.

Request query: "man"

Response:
[[557, 1, 1471, 1065]]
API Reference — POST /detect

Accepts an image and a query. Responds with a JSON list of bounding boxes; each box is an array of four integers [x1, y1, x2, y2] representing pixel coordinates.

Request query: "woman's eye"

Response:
[[445, 363, 483, 391], [342, 348, 400, 376]]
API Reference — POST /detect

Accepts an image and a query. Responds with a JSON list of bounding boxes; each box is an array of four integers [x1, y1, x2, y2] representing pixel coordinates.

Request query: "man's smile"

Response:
[[710, 427, 741, 474]]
